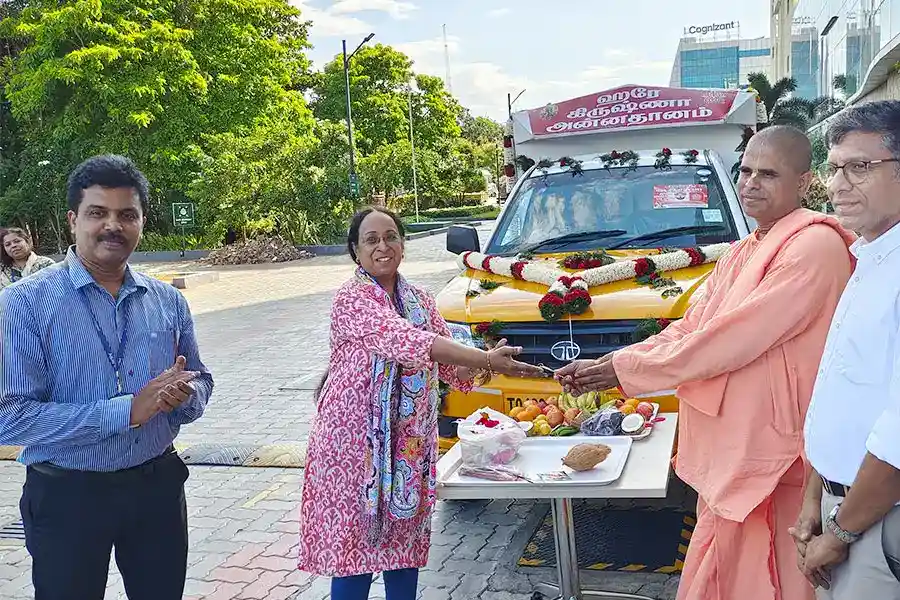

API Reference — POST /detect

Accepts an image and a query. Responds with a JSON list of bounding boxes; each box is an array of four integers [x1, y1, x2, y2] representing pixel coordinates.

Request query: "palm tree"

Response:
[[747, 72, 845, 130]]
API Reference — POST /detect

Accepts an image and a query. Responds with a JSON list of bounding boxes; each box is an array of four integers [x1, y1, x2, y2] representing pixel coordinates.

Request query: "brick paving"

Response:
[[0, 226, 683, 599]]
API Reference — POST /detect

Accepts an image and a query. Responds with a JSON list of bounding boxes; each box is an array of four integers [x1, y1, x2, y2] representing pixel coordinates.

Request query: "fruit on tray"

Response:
[[547, 397, 559, 408], [619, 404, 636, 416], [550, 425, 579, 437], [635, 402, 655, 420], [621, 413, 646, 435], [509, 407, 525, 421], [564, 407, 581, 423], [562, 443, 612, 471], [546, 408, 564, 427]]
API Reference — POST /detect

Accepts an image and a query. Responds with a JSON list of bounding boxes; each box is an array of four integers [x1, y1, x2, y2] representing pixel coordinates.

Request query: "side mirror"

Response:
[[446, 224, 480, 255]]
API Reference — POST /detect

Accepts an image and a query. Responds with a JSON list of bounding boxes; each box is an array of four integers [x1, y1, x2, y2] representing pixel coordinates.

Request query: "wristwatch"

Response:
[[826, 504, 862, 544]]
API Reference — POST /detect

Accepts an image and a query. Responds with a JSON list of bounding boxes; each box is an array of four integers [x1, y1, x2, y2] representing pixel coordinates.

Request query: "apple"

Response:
[[538, 400, 547, 410], [635, 402, 655, 420]]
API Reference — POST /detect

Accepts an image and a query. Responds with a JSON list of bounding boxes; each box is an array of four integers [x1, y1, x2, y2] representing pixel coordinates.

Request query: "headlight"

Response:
[[446, 322, 477, 347]]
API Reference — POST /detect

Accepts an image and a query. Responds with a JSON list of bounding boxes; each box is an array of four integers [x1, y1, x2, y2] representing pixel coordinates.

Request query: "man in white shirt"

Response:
[[794, 100, 900, 598]]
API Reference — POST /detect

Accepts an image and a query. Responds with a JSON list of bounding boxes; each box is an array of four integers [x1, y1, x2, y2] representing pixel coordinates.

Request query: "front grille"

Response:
[[497, 320, 643, 369]]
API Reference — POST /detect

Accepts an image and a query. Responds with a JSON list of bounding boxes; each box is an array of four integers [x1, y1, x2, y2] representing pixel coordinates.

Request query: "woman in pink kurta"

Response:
[[298, 207, 541, 599]]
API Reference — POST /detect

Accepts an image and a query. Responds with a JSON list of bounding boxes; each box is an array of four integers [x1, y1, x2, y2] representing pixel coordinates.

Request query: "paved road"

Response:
[[0, 227, 683, 599]]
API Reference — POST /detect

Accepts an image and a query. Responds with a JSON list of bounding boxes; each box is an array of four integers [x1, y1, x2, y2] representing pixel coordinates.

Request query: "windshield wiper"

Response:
[[606, 225, 726, 250], [517, 230, 627, 255]]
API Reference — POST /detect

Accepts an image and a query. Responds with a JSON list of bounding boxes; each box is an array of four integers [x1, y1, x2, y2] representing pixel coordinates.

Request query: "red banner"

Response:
[[526, 86, 739, 137]]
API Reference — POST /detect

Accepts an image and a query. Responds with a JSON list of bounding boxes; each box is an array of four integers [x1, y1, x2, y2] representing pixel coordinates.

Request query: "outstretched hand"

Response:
[[554, 354, 619, 395], [487, 339, 545, 378]]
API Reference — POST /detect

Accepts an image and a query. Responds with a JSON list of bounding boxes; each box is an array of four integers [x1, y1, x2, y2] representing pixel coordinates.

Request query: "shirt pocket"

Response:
[[144, 329, 178, 378], [838, 320, 892, 386]]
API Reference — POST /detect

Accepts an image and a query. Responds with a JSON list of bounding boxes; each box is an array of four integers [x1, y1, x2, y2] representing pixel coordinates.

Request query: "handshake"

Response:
[[552, 354, 620, 396]]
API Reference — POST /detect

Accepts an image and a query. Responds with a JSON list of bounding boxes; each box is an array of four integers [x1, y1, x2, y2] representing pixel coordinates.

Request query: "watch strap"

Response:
[[827, 505, 861, 544]]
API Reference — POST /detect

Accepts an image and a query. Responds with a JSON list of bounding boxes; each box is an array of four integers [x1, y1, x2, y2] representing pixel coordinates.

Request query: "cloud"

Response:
[[290, 0, 371, 37], [487, 8, 511, 18], [396, 35, 673, 121], [330, 0, 418, 19]]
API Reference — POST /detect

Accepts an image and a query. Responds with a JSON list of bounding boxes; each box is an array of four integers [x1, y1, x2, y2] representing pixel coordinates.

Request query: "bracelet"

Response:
[[485, 350, 493, 374]]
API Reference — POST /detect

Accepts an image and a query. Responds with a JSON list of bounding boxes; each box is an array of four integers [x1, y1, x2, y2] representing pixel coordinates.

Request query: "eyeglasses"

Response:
[[820, 159, 900, 185], [361, 232, 402, 247]]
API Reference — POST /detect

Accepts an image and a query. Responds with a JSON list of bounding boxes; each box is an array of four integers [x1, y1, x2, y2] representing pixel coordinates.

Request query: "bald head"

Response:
[[747, 125, 813, 174], [738, 125, 815, 233]]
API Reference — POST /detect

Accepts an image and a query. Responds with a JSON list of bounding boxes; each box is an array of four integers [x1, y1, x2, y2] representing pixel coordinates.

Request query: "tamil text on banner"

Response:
[[652, 184, 710, 209], [527, 86, 739, 137]]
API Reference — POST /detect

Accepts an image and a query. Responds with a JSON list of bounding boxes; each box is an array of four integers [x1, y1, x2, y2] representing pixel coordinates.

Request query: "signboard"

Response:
[[684, 20, 738, 36], [653, 184, 709, 209], [172, 202, 195, 227], [349, 173, 360, 196], [525, 86, 739, 138]]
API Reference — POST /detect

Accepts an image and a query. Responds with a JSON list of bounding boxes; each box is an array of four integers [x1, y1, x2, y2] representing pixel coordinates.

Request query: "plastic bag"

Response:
[[580, 408, 624, 436], [456, 407, 527, 467]]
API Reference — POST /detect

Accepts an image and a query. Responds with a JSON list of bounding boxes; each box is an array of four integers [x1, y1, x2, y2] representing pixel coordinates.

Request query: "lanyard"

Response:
[[78, 290, 127, 394]]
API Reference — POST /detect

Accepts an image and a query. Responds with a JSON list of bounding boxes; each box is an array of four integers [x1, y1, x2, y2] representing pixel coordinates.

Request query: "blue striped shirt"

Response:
[[0, 247, 214, 471]]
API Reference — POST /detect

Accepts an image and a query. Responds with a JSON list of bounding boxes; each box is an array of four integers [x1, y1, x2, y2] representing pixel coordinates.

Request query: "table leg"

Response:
[[534, 498, 655, 600]]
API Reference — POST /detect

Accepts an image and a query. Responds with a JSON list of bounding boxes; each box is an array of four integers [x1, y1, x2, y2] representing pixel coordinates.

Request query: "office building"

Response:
[[773, 0, 896, 110], [669, 26, 819, 99]]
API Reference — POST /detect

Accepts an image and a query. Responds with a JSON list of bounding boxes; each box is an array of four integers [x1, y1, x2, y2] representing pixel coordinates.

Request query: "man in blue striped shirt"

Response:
[[0, 155, 214, 600]]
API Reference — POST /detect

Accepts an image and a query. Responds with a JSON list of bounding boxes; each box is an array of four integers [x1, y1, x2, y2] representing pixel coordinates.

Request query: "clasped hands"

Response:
[[553, 353, 620, 394], [788, 502, 849, 590], [129, 355, 200, 427]]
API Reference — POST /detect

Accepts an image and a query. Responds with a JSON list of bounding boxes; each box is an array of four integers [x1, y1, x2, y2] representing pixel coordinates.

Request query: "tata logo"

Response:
[[551, 340, 581, 361]]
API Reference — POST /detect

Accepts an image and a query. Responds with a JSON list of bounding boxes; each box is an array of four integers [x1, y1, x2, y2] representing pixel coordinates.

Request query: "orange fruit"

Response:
[[624, 398, 640, 408], [620, 404, 636, 416], [509, 407, 525, 421], [525, 406, 542, 421]]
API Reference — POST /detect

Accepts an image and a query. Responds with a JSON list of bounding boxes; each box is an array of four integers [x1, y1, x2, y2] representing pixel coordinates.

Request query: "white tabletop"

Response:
[[436, 412, 678, 500]]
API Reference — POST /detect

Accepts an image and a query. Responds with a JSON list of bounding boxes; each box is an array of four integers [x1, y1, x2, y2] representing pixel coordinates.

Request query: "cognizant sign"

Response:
[[685, 21, 738, 36]]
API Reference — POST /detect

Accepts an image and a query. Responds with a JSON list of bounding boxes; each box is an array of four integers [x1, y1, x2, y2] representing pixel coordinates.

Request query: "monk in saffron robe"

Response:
[[556, 126, 857, 600]]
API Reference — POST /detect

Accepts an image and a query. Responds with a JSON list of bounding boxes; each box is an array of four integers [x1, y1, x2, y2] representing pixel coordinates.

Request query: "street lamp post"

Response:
[[343, 33, 374, 198], [407, 80, 420, 222]]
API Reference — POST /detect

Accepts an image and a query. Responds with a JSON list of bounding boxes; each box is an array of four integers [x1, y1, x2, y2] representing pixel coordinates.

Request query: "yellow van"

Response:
[[434, 149, 753, 449]]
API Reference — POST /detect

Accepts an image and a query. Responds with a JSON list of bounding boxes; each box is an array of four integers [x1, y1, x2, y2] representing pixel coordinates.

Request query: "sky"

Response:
[[292, 0, 770, 122]]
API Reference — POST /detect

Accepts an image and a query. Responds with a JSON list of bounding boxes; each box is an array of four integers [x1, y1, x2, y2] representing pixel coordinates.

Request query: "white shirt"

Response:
[[805, 221, 900, 486]]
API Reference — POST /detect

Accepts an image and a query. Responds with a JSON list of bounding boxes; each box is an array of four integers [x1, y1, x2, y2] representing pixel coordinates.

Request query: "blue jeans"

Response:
[[331, 568, 419, 600]]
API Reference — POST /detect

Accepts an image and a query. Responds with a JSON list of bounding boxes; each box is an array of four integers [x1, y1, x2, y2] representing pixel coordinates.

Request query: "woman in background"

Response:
[[0, 228, 55, 289], [298, 206, 541, 600]]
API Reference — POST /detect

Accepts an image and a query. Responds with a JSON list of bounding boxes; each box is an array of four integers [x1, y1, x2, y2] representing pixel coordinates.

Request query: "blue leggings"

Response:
[[331, 568, 419, 600]]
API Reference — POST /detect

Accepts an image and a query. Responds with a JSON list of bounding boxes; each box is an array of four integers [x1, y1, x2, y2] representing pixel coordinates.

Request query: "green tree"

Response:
[[312, 44, 462, 153], [748, 72, 845, 131], [460, 110, 502, 145], [1, 0, 311, 237]]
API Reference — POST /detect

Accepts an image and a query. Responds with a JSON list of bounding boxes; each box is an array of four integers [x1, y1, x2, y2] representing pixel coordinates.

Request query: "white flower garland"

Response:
[[459, 243, 733, 321]]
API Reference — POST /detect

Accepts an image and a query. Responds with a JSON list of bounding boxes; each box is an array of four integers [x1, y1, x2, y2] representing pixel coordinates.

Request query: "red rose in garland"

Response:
[[684, 247, 705, 267], [563, 288, 591, 314], [539, 292, 566, 322], [662, 147, 672, 156], [481, 256, 493, 271], [633, 258, 652, 277], [511, 261, 527, 280], [610, 150, 621, 160], [474, 323, 491, 336]]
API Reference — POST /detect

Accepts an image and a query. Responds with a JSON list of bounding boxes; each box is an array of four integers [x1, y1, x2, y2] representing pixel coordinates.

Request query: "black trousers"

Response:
[[20, 450, 190, 600]]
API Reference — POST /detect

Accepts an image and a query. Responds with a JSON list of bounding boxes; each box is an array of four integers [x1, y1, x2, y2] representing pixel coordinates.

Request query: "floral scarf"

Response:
[[357, 268, 440, 542]]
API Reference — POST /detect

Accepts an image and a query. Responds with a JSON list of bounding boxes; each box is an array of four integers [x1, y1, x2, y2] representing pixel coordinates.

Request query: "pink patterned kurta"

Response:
[[298, 277, 472, 576]]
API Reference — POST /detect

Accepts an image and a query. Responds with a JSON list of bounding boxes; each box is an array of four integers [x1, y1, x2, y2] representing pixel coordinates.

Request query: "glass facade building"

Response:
[[786, 0, 899, 103], [670, 33, 820, 99]]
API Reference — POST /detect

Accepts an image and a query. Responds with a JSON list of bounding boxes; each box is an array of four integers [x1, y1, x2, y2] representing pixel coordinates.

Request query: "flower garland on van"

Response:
[[460, 243, 731, 322]]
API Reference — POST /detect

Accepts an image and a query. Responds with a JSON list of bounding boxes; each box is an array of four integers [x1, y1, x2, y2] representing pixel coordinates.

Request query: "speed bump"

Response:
[[0, 442, 307, 468]]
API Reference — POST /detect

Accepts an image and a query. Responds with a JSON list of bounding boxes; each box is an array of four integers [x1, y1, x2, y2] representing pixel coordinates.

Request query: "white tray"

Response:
[[441, 436, 632, 487]]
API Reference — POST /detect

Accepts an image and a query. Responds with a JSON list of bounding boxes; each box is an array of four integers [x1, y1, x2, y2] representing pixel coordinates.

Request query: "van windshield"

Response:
[[486, 165, 739, 255]]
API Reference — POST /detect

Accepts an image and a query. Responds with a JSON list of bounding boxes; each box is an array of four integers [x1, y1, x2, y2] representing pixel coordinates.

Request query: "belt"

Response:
[[822, 476, 850, 497], [27, 446, 177, 479]]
